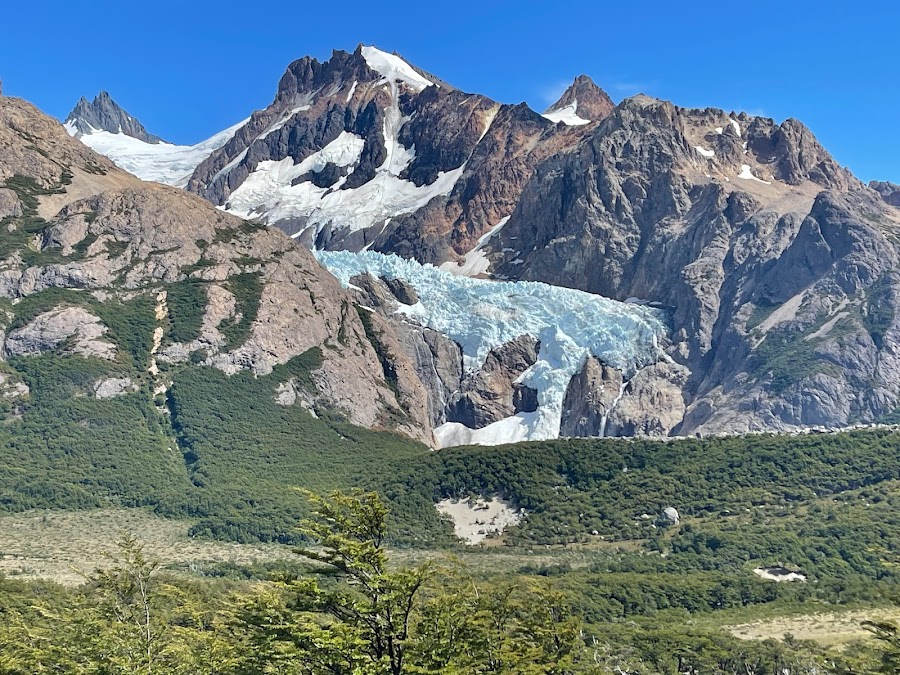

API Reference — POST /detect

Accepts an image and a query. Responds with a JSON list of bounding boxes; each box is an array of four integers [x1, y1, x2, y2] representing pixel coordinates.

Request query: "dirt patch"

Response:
[[436, 497, 523, 545]]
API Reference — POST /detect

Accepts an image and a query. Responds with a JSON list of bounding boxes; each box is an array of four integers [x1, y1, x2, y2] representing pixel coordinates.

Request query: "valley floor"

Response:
[[724, 608, 900, 647], [0, 508, 290, 585], [0, 506, 895, 651]]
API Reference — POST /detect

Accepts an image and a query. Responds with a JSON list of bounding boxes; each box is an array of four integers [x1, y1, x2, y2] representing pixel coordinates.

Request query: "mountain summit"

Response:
[[64, 91, 164, 144], [543, 75, 615, 126]]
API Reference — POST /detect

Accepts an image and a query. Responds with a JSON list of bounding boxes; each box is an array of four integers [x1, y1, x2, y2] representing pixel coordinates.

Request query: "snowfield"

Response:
[[316, 251, 668, 447], [64, 119, 247, 187], [542, 99, 591, 126], [224, 75, 465, 240], [360, 46, 436, 92]]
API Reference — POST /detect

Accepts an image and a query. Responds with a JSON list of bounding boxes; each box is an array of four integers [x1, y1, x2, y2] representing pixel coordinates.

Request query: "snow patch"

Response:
[[439, 216, 509, 277], [317, 251, 667, 447], [694, 145, 715, 158], [730, 118, 742, 136], [212, 148, 249, 183], [257, 103, 312, 141], [360, 46, 435, 92], [68, 118, 248, 187], [738, 164, 771, 184], [226, 79, 465, 236], [435, 413, 539, 448], [436, 497, 523, 545], [543, 100, 591, 126], [346, 80, 358, 103]]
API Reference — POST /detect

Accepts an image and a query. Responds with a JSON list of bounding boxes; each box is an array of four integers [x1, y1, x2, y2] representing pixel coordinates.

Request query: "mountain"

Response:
[[542, 75, 615, 126], [61, 47, 900, 443], [65, 91, 164, 143], [490, 97, 900, 435], [0, 94, 441, 444], [64, 92, 246, 188], [181, 45, 597, 264]]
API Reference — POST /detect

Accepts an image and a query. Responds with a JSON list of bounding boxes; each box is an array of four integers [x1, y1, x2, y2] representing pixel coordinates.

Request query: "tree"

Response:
[[290, 490, 429, 675], [864, 620, 900, 674], [236, 490, 593, 675]]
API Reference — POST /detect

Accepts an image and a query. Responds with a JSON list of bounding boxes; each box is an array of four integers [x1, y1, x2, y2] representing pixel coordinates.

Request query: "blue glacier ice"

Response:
[[315, 250, 669, 446]]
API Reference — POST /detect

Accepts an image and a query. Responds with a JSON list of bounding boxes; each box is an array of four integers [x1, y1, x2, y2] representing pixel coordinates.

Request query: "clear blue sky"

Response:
[[3, 0, 898, 182]]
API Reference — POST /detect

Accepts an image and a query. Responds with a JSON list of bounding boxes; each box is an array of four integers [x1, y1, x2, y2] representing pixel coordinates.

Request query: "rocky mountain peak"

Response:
[[543, 75, 614, 126], [64, 91, 164, 144], [273, 45, 443, 108], [871, 180, 900, 207]]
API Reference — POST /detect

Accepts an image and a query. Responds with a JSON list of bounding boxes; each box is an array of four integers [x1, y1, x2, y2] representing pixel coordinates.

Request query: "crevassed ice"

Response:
[[316, 250, 668, 446]]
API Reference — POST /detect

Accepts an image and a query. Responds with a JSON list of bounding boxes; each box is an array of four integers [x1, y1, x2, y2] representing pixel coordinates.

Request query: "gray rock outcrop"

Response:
[[5, 307, 117, 359], [447, 335, 540, 429], [65, 92, 165, 143], [94, 377, 138, 399], [0, 189, 22, 219]]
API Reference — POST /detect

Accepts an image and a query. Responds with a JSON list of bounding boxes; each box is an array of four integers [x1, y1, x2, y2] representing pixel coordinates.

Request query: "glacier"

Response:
[[65, 118, 248, 187], [316, 250, 668, 447]]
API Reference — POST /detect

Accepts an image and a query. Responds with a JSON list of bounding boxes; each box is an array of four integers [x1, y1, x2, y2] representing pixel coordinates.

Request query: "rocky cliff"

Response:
[[0, 96, 434, 444], [184, 46, 604, 265], [490, 96, 900, 434]]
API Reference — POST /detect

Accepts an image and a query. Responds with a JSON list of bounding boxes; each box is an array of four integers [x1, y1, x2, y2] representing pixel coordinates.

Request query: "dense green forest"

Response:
[[0, 490, 897, 674]]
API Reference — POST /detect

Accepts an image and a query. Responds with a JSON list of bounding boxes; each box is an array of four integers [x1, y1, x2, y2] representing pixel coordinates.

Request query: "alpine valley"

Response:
[[4, 42, 900, 674]]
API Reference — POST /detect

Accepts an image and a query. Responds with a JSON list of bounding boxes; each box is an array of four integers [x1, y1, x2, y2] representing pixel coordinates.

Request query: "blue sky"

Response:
[[3, 0, 898, 182]]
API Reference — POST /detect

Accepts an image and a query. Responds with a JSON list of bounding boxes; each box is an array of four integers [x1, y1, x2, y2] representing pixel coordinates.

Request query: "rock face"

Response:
[[447, 335, 540, 429], [183, 46, 601, 266], [0, 95, 435, 445], [560, 357, 624, 437], [65, 92, 164, 143], [491, 95, 900, 434], [0, 189, 21, 219], [872, 180, 900, 207], [94, 377, 138, 399], [5, 307, 117, 360]]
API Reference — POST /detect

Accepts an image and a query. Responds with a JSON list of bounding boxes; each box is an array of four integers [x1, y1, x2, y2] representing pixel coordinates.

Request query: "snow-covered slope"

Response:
[[360, 46, 436, 92], [64, 119, 247, 187], [316, 250, 667, 447], [542, 100, 591, 126], [224, 76, 465, 240]]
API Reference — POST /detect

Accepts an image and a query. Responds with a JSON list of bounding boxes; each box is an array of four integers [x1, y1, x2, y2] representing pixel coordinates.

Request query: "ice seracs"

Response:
[[316, 250, 667, 447], [65, 118, 248, 187]]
